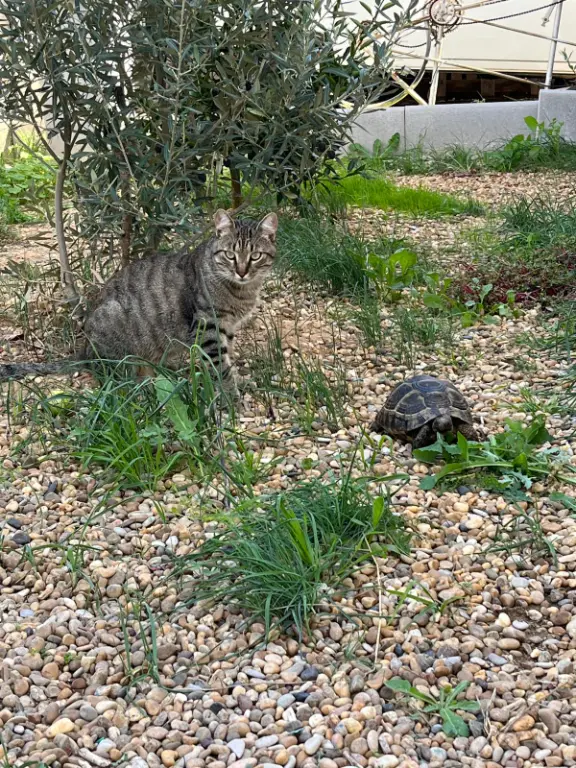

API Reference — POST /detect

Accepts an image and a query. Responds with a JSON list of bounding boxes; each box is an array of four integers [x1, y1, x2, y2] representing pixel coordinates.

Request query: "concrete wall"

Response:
[[539, 89, 576, 143], [350, 101, 540, 152], [350, 90, 576, 153]]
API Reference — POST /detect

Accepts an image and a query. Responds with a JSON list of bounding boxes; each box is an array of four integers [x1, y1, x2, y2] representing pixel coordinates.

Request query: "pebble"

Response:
[[79, 705, 98, 722], [375, 758, 400, 768], [539, 709, 560, 734], [512, 715, 536, 731], [47, 718, 75, 737], [566, 617, 576, 639], [300, 666, 319, 681], [228, 740, 246, 759], [304, 734, 323, 755]]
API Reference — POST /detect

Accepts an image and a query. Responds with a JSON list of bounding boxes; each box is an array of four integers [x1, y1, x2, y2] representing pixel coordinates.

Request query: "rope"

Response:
[[460, 0, 565, 26]]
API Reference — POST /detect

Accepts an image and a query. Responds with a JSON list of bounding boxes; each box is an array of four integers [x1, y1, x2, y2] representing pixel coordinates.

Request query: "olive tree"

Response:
[[0, 0, 415, 293]]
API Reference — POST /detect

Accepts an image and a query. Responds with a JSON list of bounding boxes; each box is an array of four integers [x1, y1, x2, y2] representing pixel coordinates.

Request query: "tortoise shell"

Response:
[[372, 374, 473, 438]]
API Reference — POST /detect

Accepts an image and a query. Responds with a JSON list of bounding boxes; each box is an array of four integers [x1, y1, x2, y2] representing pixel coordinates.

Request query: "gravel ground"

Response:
[[2, 174, 576, 768], [393, 170, 576, 210]]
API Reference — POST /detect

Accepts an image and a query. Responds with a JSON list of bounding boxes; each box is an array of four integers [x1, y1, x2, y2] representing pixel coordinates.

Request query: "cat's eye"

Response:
[[251, 253, 264, 262]]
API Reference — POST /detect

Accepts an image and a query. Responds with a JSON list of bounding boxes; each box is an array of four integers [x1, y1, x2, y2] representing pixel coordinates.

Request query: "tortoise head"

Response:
[[433, 414, 453, 434]]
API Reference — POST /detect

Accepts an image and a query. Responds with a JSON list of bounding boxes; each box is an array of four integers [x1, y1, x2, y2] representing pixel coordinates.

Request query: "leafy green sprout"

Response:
[[386, 578, 465, 625], [385, 678, 481, 737], [414, 417, 576, 493]]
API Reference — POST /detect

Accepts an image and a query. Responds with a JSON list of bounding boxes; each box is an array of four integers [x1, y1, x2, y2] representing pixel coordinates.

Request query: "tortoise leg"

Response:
[[456, 422, 479, 442], [412, 423, 437, 449]]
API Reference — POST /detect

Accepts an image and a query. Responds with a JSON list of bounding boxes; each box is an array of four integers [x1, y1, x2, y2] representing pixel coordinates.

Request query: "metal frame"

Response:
[[354, 0, 573, 109]]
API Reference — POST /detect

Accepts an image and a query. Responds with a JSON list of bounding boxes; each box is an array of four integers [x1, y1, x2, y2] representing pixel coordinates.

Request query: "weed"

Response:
[[551, 491, 576, 515], [0, 144, 56, 224], [450, 203, 576, 307], [374, 118, 576, 175], [278, 216, 409, 296], [246, 320, 347, 432], [527, 302, 576, 359], [349, 293, 385, 349], [28, 541, 103, 590], [367, 247, 424, 302], [484, 117, 572, 173], [487, 503, 558, 565], [387, 578, 465, 625], [385, 678, 480, 737], [118, 598, 163, 688], [290, 353, 347, 432], [511, 387, 564, 418], [414, 417, 576, 494], [0, 258, 80, 358], [0, 740, 48, 768], [389, 303, 457, 368], [346, 134, 402, 173], [7, 353, 236, 491], [169, 474, 410, 636]]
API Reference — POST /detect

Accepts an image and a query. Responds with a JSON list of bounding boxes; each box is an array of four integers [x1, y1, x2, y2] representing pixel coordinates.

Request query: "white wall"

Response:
[[345, 0, 576, 75]]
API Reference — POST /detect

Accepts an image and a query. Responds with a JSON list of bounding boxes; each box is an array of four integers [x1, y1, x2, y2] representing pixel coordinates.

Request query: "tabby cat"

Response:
[[0, 210, 278, 395]]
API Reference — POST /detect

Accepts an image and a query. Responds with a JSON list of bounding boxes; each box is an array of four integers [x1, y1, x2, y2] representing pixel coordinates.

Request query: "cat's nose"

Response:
[[236, 265, 248, 279]]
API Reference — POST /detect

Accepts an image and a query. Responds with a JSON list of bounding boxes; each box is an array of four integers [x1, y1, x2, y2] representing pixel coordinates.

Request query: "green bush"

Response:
[[0, 150, 56, 224]]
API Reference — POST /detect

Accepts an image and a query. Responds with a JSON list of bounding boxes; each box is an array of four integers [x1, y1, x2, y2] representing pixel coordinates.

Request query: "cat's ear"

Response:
[[258, 212, 278, 240], [214, 209, 234, 237]]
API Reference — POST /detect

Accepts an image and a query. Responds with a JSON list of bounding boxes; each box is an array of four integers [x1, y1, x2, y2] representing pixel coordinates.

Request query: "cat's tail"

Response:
[[0, 360, 82, 380]]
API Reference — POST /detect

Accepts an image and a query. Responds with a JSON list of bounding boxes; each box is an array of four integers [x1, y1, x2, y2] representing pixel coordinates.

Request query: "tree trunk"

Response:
[[230, 166, 242, 209], [54, 140, 78, 300], [120, 211, 133, 265]]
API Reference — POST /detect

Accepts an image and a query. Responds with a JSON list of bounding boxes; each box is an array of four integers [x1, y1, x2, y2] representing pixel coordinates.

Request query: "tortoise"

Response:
[[370, 374, 478, 448]]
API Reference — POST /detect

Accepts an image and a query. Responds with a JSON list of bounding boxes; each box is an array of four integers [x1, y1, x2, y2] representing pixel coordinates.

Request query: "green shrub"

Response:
[[0, 149, 56, 223]]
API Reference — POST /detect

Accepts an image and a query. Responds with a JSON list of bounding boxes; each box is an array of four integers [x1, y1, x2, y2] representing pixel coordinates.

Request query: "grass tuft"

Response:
[[169, 474, 410, 636], [6, 352, 235, 491]]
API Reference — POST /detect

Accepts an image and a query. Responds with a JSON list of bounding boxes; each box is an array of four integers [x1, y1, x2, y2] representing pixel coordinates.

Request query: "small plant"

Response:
[[487, 503, 558, 565], [346, 134, 401, 172], [169, 474, 410, 636], [246, 320, 348, 432], [290, 353, 347, 433], [387, 578, 465, 625], [422, 270, 520, 327], [277, 216, 408, 296], [367, 247, 420, 302], [379, 118, 576, 176], [414, 417, 576, 493], [551, 491, 576, 515], [486, 117, 565, 172], [390, 303, 457, 368], [385, 678, 480, 737], [350, 292, 385, 349], [0, 145, 56, 224]]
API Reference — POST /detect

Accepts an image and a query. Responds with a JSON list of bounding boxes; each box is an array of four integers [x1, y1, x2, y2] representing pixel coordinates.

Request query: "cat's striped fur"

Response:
[[0, 210, 278, 393]]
